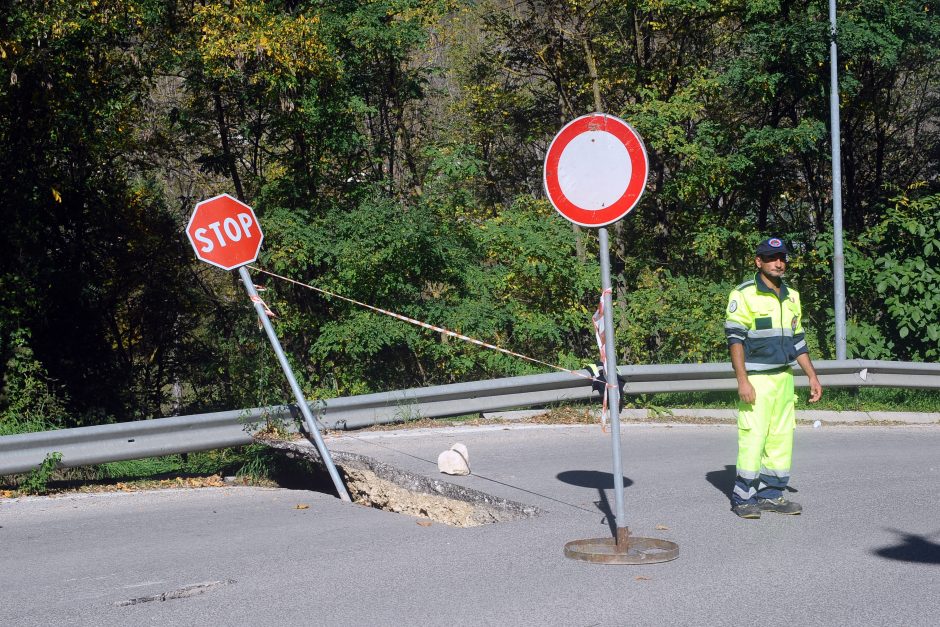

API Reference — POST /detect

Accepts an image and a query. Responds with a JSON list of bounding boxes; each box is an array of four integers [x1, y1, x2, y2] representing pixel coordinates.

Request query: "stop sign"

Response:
[[186, 194, 264, 270]]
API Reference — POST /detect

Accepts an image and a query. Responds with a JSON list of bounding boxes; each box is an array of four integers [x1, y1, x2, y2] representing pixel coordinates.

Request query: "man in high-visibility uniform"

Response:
[[724, 238, 823, 519]]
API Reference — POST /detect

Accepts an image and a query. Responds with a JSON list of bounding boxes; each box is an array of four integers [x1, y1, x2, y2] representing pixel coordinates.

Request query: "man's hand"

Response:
[[807, 375, 823, 403], [796, 353, 823, 403], [729, 343, 754, 404], [738, 379, 756, 404]]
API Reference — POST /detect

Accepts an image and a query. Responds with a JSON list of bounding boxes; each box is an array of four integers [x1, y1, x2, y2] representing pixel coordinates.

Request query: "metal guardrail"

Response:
[[1, 360, 937, 476]]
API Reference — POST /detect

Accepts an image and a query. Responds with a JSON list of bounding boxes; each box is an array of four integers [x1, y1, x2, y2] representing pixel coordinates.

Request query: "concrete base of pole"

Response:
[[564, 531, 679, 565]]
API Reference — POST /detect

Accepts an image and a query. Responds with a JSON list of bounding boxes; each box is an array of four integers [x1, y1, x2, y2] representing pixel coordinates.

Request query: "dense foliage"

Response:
[[1, 0, 937, 430]]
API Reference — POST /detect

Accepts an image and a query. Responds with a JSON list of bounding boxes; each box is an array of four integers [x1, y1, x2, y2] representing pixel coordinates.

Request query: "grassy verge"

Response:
[[0, 444, 283, 498], [642, 387, 940, 412]]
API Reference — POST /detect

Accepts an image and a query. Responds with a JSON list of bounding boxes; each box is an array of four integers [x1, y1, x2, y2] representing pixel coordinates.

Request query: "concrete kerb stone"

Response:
[[479, 410, 550, 421], [797, 410, 940, 424], [481, 409, 940, 424]]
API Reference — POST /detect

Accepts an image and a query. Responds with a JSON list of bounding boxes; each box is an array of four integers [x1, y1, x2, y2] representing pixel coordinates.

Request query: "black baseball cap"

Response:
[[755, 237, 790, 257]]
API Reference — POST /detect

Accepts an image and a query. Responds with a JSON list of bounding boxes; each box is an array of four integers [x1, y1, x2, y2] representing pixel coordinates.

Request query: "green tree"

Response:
[[841, 191, 940, 360], [1, 0, 936, 428], [0, 0, 207, 423]]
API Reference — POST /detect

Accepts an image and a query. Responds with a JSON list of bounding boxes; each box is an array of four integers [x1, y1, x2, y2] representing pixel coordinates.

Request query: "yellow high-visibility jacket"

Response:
[[724, 274, 808, 373]]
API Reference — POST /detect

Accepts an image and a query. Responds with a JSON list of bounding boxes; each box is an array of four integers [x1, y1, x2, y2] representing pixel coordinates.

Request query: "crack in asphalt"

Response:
[[114, 579, 236, 606]]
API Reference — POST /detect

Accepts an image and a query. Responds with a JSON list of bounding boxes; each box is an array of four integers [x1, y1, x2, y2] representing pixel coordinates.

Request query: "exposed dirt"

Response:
[[320, 415, 514, 436], [1, 472, 276, 498], [343, 466, 494, 527], [261, 437, 540, 528]]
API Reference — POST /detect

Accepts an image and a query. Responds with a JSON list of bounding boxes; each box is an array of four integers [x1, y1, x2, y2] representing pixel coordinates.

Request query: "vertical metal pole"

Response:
[[598, 227, 627, 544], [829, 0, 847, 360], [238, 266, 352, 502]]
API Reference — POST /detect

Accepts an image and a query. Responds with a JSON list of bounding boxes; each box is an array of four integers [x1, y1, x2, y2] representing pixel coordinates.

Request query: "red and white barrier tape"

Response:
[[592, 288, 613, 432], [250, 292, 276, 318], [246, 265, 614, 395]]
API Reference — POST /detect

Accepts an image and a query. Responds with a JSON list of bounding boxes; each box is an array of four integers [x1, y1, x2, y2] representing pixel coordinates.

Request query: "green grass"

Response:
[[1, 445, 281, 494], [97, 446, 278, 481], [0, 415, 60, 437], [18, 452, 63, 495], [97, 456, 187, 479], [640, 387, 940, 412]]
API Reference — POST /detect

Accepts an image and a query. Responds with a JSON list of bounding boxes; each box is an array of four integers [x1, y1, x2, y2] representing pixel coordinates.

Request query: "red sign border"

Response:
[[186, 193, 264, 271], [543, 114, 649, 228]]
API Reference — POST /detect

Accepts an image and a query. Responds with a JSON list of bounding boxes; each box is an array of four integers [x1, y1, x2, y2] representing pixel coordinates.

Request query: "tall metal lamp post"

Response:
[[829, 0, 848, 359]]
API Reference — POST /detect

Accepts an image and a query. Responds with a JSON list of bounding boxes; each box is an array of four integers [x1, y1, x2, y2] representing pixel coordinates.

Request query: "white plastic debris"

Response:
[[813, 420, 822, 429], [437, 442, 470, 475]]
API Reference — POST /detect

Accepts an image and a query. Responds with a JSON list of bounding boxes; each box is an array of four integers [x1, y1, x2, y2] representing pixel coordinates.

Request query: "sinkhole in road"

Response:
[[260, 438, 540, 527]]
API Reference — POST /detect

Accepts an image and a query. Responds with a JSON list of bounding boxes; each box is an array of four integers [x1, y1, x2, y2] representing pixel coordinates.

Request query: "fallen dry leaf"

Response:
[[416, 520, 432, 527], [635, 576, 651, 581], [294, 504, 309, 510], [655, 524, 669, 530]]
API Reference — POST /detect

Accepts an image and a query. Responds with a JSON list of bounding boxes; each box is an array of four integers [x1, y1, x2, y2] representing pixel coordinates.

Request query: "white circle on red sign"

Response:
[[543, 114, 649, 228]]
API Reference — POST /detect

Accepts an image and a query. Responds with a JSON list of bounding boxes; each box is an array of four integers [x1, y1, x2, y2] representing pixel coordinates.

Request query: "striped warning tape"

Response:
[[249, 293, 275, 318], [247, 265, 612, 391], [591, 288, 613, 431]]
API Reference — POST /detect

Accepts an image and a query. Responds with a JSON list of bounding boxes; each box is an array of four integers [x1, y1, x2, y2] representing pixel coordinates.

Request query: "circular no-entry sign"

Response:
[[543, 114, 649, 228]]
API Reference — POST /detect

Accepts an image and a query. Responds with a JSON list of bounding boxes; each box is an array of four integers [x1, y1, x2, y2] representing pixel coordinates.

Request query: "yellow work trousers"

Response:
[[733, 369, 795, 504]]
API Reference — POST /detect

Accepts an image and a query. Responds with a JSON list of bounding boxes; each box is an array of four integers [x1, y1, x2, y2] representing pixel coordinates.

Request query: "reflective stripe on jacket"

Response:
[[724, 273, 808, 372]]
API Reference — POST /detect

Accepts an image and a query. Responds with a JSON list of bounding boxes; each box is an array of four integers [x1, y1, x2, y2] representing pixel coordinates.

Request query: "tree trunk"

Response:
[[213, 89, 244, 201]]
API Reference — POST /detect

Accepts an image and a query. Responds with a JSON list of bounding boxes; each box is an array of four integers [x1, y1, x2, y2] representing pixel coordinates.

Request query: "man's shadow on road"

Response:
[[874, 529, 940, 564], [705, 469, 940, 563], [557, 470, 633, 537], [705, 464, 798, 500], [705, 465, 736, 499]]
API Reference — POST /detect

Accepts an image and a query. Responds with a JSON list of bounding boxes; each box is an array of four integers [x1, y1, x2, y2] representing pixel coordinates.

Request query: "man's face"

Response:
[[756, 253, 787, 281]]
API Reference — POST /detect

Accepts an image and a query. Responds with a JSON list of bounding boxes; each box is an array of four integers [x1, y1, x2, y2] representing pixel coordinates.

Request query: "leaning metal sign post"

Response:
[[544, 114, 678, 564], [186, 193, 351, 502]]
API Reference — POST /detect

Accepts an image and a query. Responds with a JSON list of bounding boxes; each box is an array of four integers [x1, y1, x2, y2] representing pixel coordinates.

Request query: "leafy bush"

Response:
[[845, 192, 940, 360], [18, 452, 63, 495], [617, 268, 729, 365], [0, 330, 69, 435]]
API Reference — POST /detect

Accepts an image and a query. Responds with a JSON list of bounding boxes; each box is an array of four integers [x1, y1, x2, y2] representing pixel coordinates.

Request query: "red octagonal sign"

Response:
[[186, 194, 264, 270]]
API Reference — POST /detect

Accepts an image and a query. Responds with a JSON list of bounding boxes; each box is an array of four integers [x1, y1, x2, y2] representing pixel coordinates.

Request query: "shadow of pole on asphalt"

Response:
[[556, 470, 634, 536]]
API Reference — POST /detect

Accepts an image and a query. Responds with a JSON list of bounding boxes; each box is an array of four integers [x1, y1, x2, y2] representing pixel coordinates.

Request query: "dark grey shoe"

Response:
[[756, 496, 802, 515], [732, 503, 761, 519]]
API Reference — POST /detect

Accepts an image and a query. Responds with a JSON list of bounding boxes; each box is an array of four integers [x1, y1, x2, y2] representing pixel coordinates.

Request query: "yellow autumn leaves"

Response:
[[193, 0, 337, 86]]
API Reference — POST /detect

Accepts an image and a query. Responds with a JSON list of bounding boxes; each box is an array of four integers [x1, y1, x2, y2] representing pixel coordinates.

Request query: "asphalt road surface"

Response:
[[2, 423, 938, 626]]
